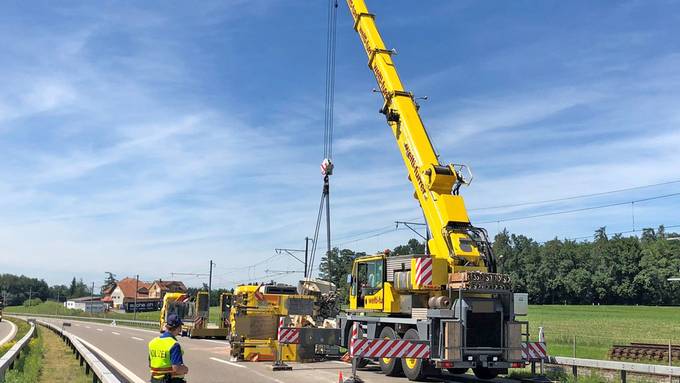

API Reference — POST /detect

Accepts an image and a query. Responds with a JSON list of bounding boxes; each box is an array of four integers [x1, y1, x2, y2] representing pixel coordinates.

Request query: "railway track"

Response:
[[609, 342, 680, 362]]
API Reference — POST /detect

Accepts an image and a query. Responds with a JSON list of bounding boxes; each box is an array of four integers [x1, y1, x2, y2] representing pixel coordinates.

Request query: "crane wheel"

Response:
[[378, 326, 404, 376], [401, 328, 429, 381], [473, 367, 499, 380]]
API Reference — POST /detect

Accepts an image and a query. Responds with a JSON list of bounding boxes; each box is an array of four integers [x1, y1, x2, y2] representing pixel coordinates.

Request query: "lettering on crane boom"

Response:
[[404, 142, 427, 198]]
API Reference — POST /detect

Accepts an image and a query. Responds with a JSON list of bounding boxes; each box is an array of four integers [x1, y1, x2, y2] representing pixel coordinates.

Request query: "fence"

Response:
[[550, 356, 680, 383], [8, 312, 157, 330], [0, 319, 36, 381]]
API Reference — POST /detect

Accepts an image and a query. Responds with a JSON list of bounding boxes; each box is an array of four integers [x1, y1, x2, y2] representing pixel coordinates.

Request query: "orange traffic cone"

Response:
[[338, 371, 343, 383]]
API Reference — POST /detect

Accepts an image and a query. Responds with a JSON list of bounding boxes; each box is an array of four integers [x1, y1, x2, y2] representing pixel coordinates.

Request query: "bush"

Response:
[[22, 298, 43, 307]]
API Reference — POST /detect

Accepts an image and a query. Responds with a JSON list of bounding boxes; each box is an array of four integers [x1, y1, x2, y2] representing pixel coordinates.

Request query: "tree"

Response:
[[102, 272, 117, 294], [69, 277, 77, 297], [393, 238, 425, 256]]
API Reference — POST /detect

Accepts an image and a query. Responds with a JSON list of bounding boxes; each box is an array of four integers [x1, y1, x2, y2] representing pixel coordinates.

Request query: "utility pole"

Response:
[[304, 237, 310, 278], [208, 260, 214, 323], [28, 287, 32, 307], [134, 274, 139, 320], [90, 282, 94, 315]]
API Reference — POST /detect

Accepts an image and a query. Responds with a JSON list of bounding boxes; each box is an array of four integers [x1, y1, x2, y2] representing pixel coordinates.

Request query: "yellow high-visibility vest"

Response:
[[148, 335, 184, 379]]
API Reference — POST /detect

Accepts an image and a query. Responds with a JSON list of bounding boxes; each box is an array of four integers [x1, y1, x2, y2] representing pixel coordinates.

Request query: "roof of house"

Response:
[[151, 280, 187, 291], [114, 277, 151, 298], [68, 296, 102, 302]]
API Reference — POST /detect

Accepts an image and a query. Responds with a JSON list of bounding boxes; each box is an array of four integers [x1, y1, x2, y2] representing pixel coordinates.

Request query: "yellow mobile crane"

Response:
[[338, 1, 528, 380]]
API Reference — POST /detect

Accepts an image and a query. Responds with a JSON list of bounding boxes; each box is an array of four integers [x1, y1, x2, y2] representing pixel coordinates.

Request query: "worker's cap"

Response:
[[166, 314, 183, 328]]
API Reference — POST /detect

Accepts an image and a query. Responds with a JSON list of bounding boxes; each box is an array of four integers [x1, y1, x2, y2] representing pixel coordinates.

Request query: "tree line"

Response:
[[319, 226, 680, 305], [0, 274, 94, 306]]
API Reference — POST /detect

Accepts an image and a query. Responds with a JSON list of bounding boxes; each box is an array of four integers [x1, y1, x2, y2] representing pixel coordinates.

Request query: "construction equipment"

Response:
[[337, 1, 529, 380], [228, 282, 340, 362], [159, 291, 229, 339]]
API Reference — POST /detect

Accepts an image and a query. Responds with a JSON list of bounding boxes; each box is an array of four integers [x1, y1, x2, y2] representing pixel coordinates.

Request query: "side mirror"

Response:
[[346, 274, 353, 284]]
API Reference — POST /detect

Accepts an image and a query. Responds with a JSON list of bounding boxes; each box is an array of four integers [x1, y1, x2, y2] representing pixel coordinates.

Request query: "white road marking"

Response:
[[210, 357, 247, 368], [203, 339, 228, 344], [85, 326, 91, 329], [112, 332, 120, 335], [73, 335, 146, 383], [75, 324, 81, 327], [0, 319, 18, 346], [131, 336, 144, 341], [208, 357, 285, 383], [96, 328, 103, 332]]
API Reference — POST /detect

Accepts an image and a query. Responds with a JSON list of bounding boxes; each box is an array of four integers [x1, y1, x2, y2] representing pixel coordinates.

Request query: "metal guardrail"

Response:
[[36, 319, 122, 383], [8, 312, 157, 329], [550, 356, 680, 383], [0, 319, 36, 381]]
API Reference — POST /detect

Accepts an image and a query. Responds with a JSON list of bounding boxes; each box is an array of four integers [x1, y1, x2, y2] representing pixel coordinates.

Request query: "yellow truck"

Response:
[[228, 282, 339, 362], [159, 291, 230, 339]]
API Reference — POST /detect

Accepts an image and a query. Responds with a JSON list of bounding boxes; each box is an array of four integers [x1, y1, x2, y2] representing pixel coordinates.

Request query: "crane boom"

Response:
[[345, 0, 490, 273]]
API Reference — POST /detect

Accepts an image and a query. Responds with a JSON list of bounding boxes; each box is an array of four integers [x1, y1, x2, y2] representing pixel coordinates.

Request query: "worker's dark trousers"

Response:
[[150, 376, 186, 383]]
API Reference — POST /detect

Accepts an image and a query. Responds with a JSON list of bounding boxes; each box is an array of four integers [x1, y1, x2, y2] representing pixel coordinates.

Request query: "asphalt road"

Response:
[[33, 317, 509, 383], [0, 318, 18, 347]]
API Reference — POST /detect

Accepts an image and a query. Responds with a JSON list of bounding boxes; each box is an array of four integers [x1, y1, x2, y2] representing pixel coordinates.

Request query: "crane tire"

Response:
[[401, 328, 429, 381], [378, 326, 404, 376]]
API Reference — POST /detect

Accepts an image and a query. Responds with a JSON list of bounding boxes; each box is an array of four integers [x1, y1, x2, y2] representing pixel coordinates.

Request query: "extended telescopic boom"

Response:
[[345, 0, 492, 273]]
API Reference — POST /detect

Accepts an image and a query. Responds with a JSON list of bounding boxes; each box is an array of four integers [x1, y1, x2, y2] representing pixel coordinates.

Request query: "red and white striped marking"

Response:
[[278, 328, 300, 344], [414, 257, 433, 287], [350, 338, 430, 359], [521, 342, 548, 361], [277, 317, 300, 344]]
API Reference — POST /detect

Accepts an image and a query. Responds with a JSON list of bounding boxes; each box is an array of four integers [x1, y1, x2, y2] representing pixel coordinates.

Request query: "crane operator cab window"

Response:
[[354, 259, 384, 307]]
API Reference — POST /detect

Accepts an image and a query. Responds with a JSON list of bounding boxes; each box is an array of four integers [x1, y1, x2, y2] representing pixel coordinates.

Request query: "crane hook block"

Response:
[[321, 158, 334, 176]]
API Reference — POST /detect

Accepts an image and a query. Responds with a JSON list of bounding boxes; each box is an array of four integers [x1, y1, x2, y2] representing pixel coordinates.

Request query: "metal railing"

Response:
[[550, 356, 680, 383], [0, 319, 36, 381], [8, 312, 157, 329], [36, 319, 122, 383]]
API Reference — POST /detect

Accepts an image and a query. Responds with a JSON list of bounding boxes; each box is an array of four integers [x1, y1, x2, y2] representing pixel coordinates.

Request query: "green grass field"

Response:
[[526, 305, 680, 363], [5, 301, 224, 324]]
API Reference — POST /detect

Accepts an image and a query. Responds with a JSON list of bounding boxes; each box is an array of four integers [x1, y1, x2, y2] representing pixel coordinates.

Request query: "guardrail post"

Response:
[[670, 340, 673, 383], [621, 369, 626, 383], [572, 365, 577, 379]]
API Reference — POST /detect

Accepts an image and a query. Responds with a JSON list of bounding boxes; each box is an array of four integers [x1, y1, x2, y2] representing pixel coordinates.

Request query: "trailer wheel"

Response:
[[401, 328, 429, 381], [473, 367, 498, 380], [447, 368, 468, 375], [378, 326, 404, 376]]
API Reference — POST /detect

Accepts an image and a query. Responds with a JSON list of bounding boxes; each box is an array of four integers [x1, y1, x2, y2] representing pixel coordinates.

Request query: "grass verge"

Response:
[[3, 328, 42, 383], [0, 317, 32, 357], [37, 326, 90, 383]]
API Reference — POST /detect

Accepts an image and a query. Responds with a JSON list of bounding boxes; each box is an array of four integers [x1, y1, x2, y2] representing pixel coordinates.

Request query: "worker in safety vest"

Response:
[[148, 314, 189, 382]]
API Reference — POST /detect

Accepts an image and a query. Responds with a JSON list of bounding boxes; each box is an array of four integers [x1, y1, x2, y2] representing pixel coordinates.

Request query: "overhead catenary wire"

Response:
[[322, 185, 680, 247], [470, 179, 680, 212], [475, 191, 680, 225]]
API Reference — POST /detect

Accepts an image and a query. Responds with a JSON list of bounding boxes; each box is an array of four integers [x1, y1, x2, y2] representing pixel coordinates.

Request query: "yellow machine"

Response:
[[159, 291, 229, 339], [338, 1, 528, 380], [228, 283, 317, 362]]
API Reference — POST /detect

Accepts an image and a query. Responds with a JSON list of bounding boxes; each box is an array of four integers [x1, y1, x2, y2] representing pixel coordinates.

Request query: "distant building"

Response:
[[110, 277, 152, 309], [148, 280, 187, 300], [64, 296, 107, 313]]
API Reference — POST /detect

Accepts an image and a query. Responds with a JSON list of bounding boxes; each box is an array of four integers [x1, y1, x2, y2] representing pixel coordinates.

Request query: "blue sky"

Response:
[[1, 1, 679, 288]]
